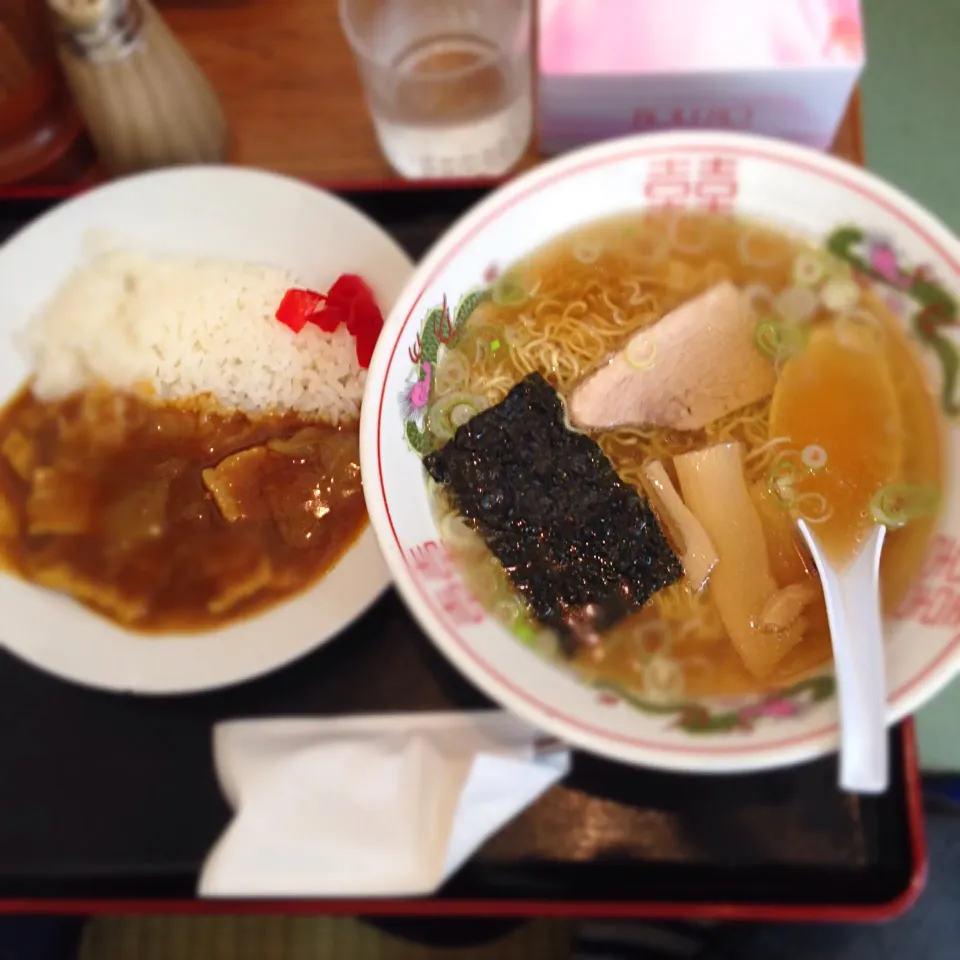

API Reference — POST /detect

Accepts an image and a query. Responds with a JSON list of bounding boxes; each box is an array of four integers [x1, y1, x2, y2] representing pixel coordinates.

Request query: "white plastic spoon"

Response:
[[797, 520, 888, 794]]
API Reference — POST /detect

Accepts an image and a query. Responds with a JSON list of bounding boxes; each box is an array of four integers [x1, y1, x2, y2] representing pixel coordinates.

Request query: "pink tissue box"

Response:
[[537, 0, 864, 154]]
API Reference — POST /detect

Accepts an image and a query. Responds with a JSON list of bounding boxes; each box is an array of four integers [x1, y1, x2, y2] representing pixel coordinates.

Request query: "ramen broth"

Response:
[[428, 211, 942, 701]]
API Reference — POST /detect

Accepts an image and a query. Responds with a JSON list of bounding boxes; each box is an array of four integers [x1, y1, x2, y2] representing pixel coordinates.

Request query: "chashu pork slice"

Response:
[[568, 281, 777, 432]]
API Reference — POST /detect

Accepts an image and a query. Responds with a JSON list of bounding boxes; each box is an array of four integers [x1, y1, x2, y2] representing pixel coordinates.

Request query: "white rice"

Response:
[[18, 250, 365, 424]]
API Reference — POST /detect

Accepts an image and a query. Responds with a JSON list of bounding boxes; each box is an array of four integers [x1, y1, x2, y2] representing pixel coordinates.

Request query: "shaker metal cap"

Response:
[[48, 0, 144, 63]]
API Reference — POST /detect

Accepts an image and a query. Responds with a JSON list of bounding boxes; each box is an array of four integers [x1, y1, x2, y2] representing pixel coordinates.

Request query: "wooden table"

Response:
[[0, 5, 924, 923], [161, 0, 865, 184]]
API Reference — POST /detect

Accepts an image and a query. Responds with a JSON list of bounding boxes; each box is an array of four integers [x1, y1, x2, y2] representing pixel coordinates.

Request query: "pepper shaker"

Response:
[[46, 0, 229, 175]]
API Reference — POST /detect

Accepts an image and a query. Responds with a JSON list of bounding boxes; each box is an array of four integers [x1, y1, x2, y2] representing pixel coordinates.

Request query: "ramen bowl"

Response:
[[360, 131, 960, 773]]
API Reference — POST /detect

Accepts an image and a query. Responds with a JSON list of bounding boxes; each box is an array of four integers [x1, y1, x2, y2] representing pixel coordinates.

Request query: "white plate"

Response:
[[0, 166, 412, 694]]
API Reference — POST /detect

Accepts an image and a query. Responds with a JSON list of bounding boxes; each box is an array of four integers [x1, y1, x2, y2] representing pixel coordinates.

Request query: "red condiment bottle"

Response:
[[0, 1, 96, 186]]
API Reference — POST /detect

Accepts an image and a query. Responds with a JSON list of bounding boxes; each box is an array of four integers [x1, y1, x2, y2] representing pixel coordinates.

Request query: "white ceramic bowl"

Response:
[[361, 131, 960, 773], [0, 166, 413, 694]]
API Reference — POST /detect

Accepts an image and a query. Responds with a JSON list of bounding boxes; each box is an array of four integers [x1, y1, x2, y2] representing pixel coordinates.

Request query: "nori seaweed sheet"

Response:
[[423, 373, 682, 648]]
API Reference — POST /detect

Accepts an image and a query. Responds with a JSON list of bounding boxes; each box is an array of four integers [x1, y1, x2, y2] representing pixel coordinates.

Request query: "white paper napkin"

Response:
[[198, 711, 571, 898]]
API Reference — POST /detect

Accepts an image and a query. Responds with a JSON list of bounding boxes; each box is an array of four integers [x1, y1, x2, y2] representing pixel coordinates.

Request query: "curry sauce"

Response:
[[0, 386, 368, 631]]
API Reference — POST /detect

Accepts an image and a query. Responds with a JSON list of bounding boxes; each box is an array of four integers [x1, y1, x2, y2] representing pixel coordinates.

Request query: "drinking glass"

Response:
[[339, 0, 532, 179]]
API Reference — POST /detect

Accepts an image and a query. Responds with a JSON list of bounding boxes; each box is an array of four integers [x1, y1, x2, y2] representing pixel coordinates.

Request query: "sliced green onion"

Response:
[[493, 592, 527, 624], [625, 335, 657, 370], [778, 322, 810, 358], [468, 323, 509, 352], [801, 444, 828, 470], [768, 456, 799, 506], [869, 483, 940, 529], [427, 391, 487, 442], [796, 492, 833, 524], [775, 285, 819, 323], [630, 230, 670, 267], [792, 250, 827, 287], [573, 241, 602, 264], [460, 323, 510, 364], [738, 228, 786, 269], [754, 318, 781, 359], [774, 477, 797, 507], [642, 655, 685, 705], [630, 621, 672, 663], [491, 591, 540, 646], [514, 622, 537, 645], [449, 401, 480, 427], [771, 452, 801, 479], [492, 275, 528, 307], [754, 317, 809, 363], [667, 212, 711, 255], [744, 282, 776, 317], [820, 275, 860, 312]]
